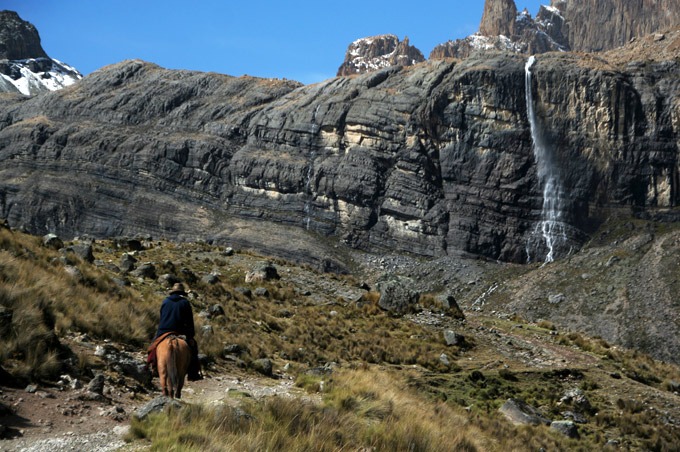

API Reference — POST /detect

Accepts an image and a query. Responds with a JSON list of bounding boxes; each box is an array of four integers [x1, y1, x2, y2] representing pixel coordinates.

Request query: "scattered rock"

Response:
[[376, 276, 420, 315], [443, 330, 465, 346], [134, 396, 182, 420], [63, 243, 95, 263], [87, 374, 105, 395], [235, 287, 252, 298], [207, 304, 225, 318], [254, 287, 269, 297], [64, 265, 84, 282], [119, 253, 137, 273], [439, 353, 450, 366], [561, 411, 587, 424], [158, 273, 181, 288], [499, 398, 551, 426], [131, 262, 157, 279], [42, 233, 64, 250], [435, 293, 465, 319], [202, 273, 220, 285], [245, 262, 280, 283], [551, 420, 579, 438], [25, 384, 38, 393], [201, 325, 214, 336], [223, 247, 234, 256], [252, 358, 273, 377], [548, 293, 565, 304]]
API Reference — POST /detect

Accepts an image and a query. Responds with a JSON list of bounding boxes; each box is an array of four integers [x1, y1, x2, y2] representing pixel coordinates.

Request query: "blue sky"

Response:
[[5, 0, 548, 84]]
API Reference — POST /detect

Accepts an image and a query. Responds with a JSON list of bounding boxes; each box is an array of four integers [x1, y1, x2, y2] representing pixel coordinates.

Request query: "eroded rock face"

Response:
[[337, 35, 425, 76], [557, 0, 680, 52], [0, 33, 679, 265]]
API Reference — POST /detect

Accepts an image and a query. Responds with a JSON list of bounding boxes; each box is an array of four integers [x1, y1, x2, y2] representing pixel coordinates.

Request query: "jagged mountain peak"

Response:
[[0, 10, 48, 60], [0, 10, 82, 96], [337, 34, 425, 76]]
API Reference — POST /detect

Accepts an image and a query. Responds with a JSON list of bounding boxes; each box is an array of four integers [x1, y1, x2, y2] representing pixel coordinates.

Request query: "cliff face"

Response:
[[0, 10, 47, 60], [0, 31, 678, 266], [558, 0, 680, 52]]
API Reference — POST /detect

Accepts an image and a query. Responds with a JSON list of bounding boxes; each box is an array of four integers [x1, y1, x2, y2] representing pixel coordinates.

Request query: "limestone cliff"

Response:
[[557, 0, 680, 52], [0, 31, 678, 267]]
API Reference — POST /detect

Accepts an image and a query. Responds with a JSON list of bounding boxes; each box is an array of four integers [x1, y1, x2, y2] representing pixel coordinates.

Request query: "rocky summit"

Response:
[[0, 10, 82, 96], [336, 34, 425, 76]]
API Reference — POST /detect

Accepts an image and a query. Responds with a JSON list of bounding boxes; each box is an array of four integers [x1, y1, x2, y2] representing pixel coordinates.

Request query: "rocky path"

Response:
[[0, 366, 314, 452]]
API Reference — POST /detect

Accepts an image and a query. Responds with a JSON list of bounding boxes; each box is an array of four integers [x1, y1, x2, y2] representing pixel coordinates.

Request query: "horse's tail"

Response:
[[166, 336, 180, 395]]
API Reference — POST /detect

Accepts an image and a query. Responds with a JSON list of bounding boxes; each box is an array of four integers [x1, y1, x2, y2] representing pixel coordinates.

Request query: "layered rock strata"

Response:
[[0, 29, 678, 266]]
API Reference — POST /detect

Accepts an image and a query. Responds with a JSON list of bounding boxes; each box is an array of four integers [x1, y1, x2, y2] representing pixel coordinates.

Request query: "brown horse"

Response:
[[156, 335, 191, 399]]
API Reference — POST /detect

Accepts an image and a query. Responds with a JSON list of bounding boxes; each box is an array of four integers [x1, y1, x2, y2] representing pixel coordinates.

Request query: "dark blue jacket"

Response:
[[155, 293, 195, 339]]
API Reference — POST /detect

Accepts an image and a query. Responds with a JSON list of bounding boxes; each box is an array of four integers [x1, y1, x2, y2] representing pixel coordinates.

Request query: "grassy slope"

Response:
[[1, 223, 680, 450]]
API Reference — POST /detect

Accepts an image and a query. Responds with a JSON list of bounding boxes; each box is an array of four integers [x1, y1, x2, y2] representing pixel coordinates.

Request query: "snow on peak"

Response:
[[0, 57, 82, 96]]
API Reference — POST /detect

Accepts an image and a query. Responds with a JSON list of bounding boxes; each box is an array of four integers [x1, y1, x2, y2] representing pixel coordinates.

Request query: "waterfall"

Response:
[[525, 56, 568, 263]]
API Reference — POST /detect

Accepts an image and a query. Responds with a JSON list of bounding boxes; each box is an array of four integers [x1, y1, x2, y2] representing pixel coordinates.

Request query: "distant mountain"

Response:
[[430, 0, 680, 60], [0, 10, 81, 96], [336, 35, 425, 76], [430, 0, 568, 59]]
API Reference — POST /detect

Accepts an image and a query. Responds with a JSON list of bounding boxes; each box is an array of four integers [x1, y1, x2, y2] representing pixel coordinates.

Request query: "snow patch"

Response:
[[0, 57, 82, 96]]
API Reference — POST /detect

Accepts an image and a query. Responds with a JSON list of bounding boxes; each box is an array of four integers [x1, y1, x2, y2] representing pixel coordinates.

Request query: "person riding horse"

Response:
[[152, 282, 203, 381]]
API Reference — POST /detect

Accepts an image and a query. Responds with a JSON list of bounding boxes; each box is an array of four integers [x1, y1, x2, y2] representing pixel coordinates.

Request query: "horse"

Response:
[[155, 334, 191, 399]]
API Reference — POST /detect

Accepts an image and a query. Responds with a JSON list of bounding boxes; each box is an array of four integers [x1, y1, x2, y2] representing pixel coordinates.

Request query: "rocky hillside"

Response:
[[0, 11, 81, 95], [336, 34, 425, 76], [1, 223, 680, 451]]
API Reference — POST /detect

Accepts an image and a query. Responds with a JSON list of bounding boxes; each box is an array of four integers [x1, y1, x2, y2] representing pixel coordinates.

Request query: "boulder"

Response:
[[63, 242, 95, 263], [436, 293, 465, 319], [87, 373, 105, 395], [499, 398, 551, 426], [134, 396, 182, 420], [119, 253, 137, 273], [131, 263, 157, 280], [551, 420, 579, 438], [42, 233, 64, 250], [252, 358, 273, 377], [245, 262, 280, 283], [376, 276, 420, 315], [202, 273, 220, 285], [207, 304, 225, 318], [443, 330, 465, 346]]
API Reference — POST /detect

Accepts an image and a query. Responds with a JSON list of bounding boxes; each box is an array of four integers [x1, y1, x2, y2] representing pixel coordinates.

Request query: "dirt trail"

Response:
[[1, 366, 310, 452]]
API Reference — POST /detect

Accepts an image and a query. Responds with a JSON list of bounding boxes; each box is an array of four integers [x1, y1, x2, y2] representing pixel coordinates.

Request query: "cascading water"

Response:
[[525, 56, 568, 263]]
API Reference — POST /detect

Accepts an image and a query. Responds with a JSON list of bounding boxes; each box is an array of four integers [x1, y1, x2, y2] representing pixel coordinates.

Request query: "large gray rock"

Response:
[[499, 398, 551, 426], [551, 420, 579, 438], [134, 396, 182, 420], [376, 276, 420, 315]]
